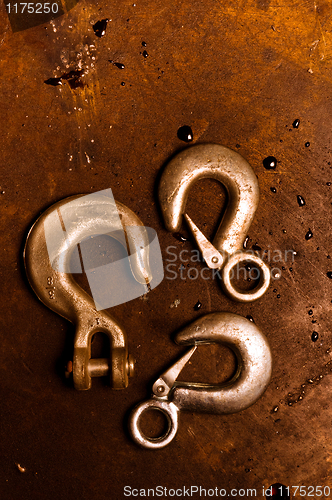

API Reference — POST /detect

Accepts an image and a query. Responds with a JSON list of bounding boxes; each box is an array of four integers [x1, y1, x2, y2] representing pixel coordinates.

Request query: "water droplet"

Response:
[[305, 142, 310, 147], [292, 119, 300, 128], [263, 156, 277, 170], [121, 81, 125, 86], [305, 228, 313, 240], [297, 195, 306, 207], [177, 125, 193, 142], [243, 236, 249, 249], [327, 272, 332, 279], [277, 294, 281, 298], [246, 315, 255, 323], [44, 77, 62, 86], [173, 232, 188, 242], [142, 50, 149, 58], [273, 289, 277, 292], [142, 41, 147, 47], [308, 309, 313, 315], [111, 61, 125, 69], [312, 331, 318, 342], [93, 19, 109, 38], [270, 187, 277, 193], [194, 300, 202, 311]]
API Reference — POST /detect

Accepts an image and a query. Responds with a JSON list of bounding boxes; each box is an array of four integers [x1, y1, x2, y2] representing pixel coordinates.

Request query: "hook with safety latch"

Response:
[[159, 143, 271, 302], [129, 313, 272, 449]]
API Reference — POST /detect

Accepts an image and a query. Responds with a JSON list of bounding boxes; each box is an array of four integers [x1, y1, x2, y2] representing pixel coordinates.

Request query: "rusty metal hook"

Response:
[[129, 312, 272, 449], [159, 143, 270, 301], [23, 191, 153, 390]]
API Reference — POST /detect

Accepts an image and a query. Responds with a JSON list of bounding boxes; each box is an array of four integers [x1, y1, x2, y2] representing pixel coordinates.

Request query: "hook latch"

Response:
[[151, 346, 197, 398], [184, 214, 225, 269]]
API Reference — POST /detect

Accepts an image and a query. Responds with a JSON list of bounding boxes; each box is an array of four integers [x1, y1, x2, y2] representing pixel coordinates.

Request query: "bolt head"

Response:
[[65, 360, 73, 378]]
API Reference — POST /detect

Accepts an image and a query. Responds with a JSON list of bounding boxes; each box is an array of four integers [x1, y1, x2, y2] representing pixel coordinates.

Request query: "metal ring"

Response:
[[128, 399, 179, 449], [222, 253, 271, 302]]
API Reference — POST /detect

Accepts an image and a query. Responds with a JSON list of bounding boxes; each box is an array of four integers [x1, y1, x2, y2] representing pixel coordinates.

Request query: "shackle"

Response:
[[129, 312, 272, 449], [23, 192, 152, 390], [158, 143, 270, 302]]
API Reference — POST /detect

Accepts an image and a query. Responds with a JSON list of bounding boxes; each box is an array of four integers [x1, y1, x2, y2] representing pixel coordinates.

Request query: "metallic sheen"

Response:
[[129, 312, 272, 449], [23, 193, 152, 390], [158, 144, 270, 301]]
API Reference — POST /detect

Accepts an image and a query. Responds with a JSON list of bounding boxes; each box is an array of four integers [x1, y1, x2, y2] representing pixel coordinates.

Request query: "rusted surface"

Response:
[[1, 0, 332, 497]]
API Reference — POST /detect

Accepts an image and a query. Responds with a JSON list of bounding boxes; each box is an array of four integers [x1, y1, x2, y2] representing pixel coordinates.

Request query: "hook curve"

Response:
[[159, 143, 259, 255], [172, 312, 272, 413]]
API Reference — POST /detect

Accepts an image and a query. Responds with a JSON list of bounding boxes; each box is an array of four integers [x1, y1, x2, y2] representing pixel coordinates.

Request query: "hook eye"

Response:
[[129, 399, 179, 449], [222, 253, 270, 302]]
